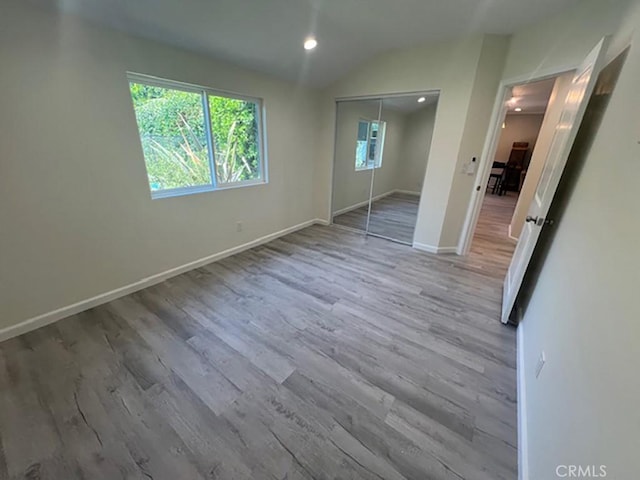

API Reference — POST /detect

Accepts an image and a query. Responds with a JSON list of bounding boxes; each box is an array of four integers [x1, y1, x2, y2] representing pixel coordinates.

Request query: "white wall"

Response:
[[495, 114, 544, 164], [316, 34, 510, 250], [509, 74, 573, 239], [504, 0, 640, 478], [331, 101, 407, 213], [0, 1, 320, 330], [396, 103, 438, 194]]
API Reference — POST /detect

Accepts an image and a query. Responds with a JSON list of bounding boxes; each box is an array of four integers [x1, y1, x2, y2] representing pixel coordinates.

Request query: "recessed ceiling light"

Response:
[[304, 37, 318, 50], [417, 97, 426, 103], [515, 107, 522, 112]]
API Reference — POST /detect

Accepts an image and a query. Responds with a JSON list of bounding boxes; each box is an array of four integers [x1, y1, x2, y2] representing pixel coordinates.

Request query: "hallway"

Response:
[[468, 193, 519, 274]]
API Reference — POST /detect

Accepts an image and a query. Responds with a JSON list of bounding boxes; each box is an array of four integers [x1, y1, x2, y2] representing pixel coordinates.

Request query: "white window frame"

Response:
[[127, 72, 268, 199], [354, 118, 386, 171]]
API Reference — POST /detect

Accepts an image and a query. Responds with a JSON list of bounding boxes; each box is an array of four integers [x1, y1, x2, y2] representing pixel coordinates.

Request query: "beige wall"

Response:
[[495, 114, 544, 164], [509, 74, 573, 239], [0, 1, 320, 330], [503, 0, 640, 478], [396, 103, 438, 194], [439, 35, 511, 248], [316, 34, 510, 250]]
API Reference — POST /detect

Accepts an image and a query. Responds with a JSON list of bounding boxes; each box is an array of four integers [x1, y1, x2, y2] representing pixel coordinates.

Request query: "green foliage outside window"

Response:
[[130, 82, 261, 192]]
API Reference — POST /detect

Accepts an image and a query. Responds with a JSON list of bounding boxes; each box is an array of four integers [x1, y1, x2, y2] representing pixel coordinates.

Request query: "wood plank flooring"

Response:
[[333, 193, 420, 244], [470, 192, 518, 266], [0, 199, 518, 480]]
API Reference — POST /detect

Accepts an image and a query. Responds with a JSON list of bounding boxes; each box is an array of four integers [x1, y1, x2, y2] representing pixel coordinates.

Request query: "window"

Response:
[[128, 74, 266, 198], [355, 119, 386, 170]]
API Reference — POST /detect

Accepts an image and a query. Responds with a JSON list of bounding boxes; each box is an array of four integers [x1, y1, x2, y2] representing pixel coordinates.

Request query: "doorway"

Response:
[[331, 92, 439, 244], [465, 71, 575, 268], [459, 38, 609, 325], [470, 77, 557, 265]]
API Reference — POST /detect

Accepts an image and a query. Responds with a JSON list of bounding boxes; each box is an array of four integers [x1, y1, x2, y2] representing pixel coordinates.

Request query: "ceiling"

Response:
[[383, 93, 439, 114], [507, 78, 556, 115], [38, 0, 581, 87]]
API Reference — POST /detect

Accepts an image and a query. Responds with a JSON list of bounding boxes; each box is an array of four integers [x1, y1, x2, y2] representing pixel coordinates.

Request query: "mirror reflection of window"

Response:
[[355, 120, 369, 169], [355, 119, 386, 170]]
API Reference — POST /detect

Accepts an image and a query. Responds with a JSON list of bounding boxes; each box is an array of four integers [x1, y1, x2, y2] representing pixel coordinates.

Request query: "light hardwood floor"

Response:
[[333, 193, 420, 244], [0, 197, 518, 480], [470, 192, 518, 265]]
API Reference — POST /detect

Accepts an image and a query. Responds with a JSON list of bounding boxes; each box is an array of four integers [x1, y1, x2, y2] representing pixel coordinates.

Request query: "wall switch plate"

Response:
[[464, 157, 478, 175], [236, 221, 243, 232], [535, 351, 546, 378]]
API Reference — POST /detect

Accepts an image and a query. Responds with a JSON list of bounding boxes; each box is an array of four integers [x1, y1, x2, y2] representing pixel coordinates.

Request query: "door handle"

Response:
[[526, 216, 554, 226]]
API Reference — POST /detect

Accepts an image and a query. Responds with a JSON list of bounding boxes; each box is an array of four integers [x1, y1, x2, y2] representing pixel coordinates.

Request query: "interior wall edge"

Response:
[[437, 34, 511, 248], [0, 218, 326, 343]]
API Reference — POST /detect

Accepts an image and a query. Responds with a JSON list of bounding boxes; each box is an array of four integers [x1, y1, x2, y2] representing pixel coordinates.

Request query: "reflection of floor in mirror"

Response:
[[333, 192, 419, 244], [469, 192, 519, 272]]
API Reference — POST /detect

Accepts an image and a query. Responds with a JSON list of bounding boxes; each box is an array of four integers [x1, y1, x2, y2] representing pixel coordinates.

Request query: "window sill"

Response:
[[150, 179, 267, 200]]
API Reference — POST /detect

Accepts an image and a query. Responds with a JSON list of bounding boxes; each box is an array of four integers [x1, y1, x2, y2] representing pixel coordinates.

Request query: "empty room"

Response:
[[1, 0, 638, 479]]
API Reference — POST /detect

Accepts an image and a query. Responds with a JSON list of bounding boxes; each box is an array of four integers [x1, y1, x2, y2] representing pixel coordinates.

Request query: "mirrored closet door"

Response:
[[331, 93, 439, 245], [331, 98, 381, 233]]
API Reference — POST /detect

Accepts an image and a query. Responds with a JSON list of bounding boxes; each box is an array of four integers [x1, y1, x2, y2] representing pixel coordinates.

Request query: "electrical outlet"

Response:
[[236, 221, 243, 232], [535, 351, 546, 379]]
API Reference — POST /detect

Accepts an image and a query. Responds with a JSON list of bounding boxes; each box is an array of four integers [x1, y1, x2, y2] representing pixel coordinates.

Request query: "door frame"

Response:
[[456, 65, 576, 256]]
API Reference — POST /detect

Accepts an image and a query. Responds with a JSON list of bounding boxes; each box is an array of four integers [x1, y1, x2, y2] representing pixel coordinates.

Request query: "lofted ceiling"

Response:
[[38, 0, 580, 87]]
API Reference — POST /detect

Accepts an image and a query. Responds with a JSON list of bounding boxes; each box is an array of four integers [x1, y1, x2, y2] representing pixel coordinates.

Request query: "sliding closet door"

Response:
[[368, 94, 439, 244], [331, 99, 381, 233], [368, 96, 410, 243]]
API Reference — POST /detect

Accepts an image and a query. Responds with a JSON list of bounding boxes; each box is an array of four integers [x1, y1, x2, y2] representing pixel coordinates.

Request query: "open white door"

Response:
[[501, 37, 609, 324]]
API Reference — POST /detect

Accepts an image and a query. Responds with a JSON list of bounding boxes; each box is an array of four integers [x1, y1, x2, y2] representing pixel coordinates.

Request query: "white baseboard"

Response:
[[0, 218, 326, 343], [508, 224, 519, 243], [517, 324, 529, 480], [332, 189, 419, 217], [394, 189, 421, 196], [412, 242, 458, 254], [332, 190, 396, 216]]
